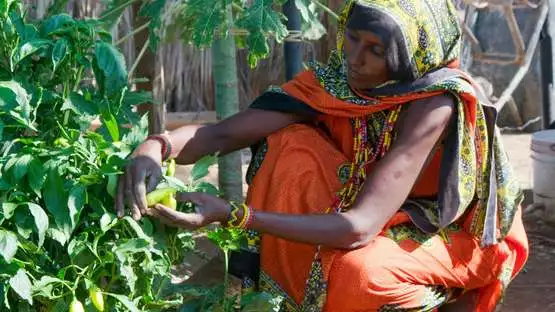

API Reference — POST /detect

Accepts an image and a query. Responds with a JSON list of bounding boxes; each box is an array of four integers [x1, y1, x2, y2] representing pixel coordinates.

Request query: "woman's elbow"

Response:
[[337, 227, 378, 250]]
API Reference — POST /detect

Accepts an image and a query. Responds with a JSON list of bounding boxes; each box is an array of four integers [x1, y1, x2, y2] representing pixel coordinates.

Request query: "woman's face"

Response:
[[343, 27, 389, 90]]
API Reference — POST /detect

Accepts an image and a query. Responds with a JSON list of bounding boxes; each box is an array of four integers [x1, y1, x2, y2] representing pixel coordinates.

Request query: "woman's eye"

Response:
[[346, 31, 358, 42], [370, 45, 385, 57]]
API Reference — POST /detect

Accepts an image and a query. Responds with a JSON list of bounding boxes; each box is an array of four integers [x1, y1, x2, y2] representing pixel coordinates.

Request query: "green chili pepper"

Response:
[[89, 287, 105, 311], [146, 187, 177, 207], [69, 298, 84, 312]]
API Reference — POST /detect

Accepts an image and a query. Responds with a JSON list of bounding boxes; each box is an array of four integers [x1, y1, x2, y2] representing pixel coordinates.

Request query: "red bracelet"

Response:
[[146, 134, 172, 161], [244, 206, 255, 229]]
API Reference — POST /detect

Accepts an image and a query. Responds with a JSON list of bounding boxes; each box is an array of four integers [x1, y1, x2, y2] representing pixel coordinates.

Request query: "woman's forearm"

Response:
[[248, 211, 366, 249], [167, 124, 223, 165]]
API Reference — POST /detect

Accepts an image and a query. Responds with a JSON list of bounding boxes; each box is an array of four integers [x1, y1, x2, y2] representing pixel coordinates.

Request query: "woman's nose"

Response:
[[348, 44, 365, 66]]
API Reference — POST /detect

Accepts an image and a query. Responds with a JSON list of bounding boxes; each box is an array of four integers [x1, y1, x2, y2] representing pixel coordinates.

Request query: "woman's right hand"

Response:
[[115, 140, 164, 220]]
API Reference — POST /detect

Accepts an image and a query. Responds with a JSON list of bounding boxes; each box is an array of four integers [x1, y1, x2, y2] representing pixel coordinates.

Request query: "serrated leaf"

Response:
[[190, 154, 217, 181], [51, 38, 68, 73], [105, 293, 140, 312], [0, 229, 17, 262], [178, 0, 227, 47], [27, 158, 45, 196], [9, 269, 32, 305], [68, 184, 86, 230], [43, 168, 70, 241], [94, 41, 127, 97], [235, 0, 288, 67], [138, 0, 166, 50], [27, 203, 49, 247]]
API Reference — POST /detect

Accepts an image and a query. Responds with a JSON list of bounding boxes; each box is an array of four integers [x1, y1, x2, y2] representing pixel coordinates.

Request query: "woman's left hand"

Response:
[[145, 192, 231, 229]]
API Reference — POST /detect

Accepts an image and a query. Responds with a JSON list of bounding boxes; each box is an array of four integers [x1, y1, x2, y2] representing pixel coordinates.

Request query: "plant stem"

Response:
[[116, 22, 150, 46], [310, 0, 338, 20], [128, 38, 150, 82], [232, 2, 244, 13], [73, 66, 84, 92], [223, 249, 229, 307]]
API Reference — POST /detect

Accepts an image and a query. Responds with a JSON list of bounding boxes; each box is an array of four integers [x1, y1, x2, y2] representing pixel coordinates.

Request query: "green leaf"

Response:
[[27, 203, 49, 247], [42, 14, 74, 36], [47, 227, 67, 246], [100, 111, 120, 142], [32, 276, 63, 299], [105, 293, 140, 312], [68, 185, 86, 229], [0, 229, 17, 262], [61, 91, 97, 115], [122, 90, 154, 107], [2, 203, 17, 220], [27, 158, 45, 196], [179, 0, 227, 47], [51, 38, 68, 73], [113, 238, 150, 262], [241, 292, 283, 312], [43, 168, 71, 241], [94, 41, 127, 97], [100, 213, 117, 233], [120, 263, 137, 294], [10, 154, 33, 183], [67, 232, 88, 259], [235, 0, 288, 67], [194, 181, 219, 195], [0, 86, 18, 111], [12, 39, 51, 70], [9, 269, 32, 305], [138, 0, 166, 50], [190, 154, 217, 181], [122, 217, 152, 242]]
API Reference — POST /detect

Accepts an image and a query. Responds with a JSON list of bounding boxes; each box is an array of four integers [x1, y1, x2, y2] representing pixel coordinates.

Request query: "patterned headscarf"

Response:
[[337, 0, 462, 82]]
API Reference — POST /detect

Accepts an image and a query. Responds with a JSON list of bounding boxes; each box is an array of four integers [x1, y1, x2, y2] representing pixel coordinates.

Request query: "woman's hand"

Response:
[[145, 192, 231, 230], [115, 140, 164, 220]]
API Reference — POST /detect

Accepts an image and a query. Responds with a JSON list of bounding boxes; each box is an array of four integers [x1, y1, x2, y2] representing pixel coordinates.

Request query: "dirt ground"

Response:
[[175, 133, 555, 311]]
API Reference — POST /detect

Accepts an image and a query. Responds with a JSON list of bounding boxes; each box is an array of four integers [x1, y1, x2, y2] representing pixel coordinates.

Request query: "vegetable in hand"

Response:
[[146, 187, 177, 208]]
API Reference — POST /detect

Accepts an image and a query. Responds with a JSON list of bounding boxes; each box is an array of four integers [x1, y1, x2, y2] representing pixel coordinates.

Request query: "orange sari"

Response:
[[238, 0, 528, 310], [244, 71, 528, 311]]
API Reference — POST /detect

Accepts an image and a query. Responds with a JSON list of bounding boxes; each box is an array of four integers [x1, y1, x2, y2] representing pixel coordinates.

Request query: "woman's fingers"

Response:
[[125, 167, 142, 221], [147, 204, 202, 229], [115, 175, 126, 218]]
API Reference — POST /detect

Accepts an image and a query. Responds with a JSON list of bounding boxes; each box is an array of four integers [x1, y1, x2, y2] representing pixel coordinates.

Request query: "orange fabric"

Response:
[[247, 123, 528, 311], [247, 71, 528, 310]]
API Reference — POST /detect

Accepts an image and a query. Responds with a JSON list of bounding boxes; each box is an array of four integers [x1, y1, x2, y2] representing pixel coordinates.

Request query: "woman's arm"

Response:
[[117, 108, 312, 220], [149, 94, 455, 249], [246, 94, 455, 249]]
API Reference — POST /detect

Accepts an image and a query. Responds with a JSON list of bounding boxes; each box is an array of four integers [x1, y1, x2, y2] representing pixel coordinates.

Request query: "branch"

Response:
[[310, 0, 338, 20], [128, 38, 150, 81], [116, 22, 151, 45]]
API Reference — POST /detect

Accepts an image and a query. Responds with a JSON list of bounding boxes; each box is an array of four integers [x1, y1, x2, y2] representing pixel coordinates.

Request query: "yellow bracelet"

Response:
[[236, 203, 250, 229], [226, 202, 241, 227]]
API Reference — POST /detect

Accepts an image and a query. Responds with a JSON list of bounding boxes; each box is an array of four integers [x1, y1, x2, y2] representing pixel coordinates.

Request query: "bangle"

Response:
[[244, 206, 254, 229], [146, 133, 172, 161], [227, 201, 252, 229]]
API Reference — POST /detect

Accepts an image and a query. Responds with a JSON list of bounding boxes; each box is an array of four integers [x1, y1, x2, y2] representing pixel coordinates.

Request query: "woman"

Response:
[[116, 0, 529, 310]]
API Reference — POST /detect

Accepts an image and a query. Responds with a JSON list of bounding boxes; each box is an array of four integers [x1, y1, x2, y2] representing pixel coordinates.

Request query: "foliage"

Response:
[[0, 2, 196, 310]]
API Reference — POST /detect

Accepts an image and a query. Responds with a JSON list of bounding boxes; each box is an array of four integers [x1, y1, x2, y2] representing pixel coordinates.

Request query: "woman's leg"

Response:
[[324, 217, 528, 312], [246, 123, 348, 307]]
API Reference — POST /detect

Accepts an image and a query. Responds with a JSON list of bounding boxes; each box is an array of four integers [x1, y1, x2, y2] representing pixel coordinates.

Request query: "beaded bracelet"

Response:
[[146, 133, 172, 161], [227, 201, 253, 229]]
